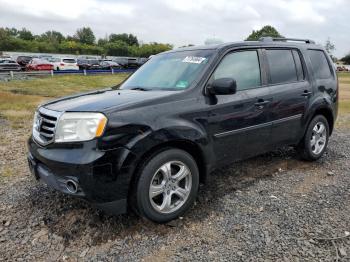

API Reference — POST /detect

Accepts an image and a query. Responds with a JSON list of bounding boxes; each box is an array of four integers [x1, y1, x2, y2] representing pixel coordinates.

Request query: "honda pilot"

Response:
[[27, 37, 338, 223]]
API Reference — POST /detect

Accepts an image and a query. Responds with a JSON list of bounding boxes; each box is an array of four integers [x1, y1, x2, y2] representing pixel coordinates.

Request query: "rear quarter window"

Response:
[[307, 50, 332, 79]]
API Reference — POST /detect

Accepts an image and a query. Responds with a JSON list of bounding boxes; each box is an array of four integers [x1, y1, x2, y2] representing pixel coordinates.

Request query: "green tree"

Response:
[[0, 28, 9, 40], [341, 54, 350, 64], [0, 26, 172, 57], [59, 40, 80, 54], [5, 27, 18, 37], [134, 43, 173, 57], [245, 25, 282, 41], [324, 38, 335, 54], [109, 33, 139, 46], [74, 27, 95, 45], [97, 38, 108, 46], [18, 28, 34, 41], [39, 31, 65, 44], [324, 37, 337, 62], [104, 41, 129, 56]]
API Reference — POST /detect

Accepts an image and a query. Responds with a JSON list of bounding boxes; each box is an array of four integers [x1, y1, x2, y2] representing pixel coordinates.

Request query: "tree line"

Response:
[[1, 25, 349, 62], [0, 27, 173, 57]]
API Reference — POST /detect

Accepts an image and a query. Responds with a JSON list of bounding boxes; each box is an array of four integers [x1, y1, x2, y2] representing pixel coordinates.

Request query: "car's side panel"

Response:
[[206, 86, 272, 165]]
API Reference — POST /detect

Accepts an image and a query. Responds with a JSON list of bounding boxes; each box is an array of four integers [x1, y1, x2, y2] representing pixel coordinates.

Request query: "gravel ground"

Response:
[[0, 118, 349, 261]]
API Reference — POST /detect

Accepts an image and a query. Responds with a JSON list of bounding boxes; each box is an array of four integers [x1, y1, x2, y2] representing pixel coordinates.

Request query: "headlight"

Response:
[[55, 112, 107, 143]]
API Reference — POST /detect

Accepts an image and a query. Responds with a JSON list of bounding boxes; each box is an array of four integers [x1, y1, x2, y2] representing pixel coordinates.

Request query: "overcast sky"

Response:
[[0, 0, 349, 57]]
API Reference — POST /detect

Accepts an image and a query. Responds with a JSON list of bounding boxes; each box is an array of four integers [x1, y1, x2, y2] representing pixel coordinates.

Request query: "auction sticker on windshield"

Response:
[[182, 56, 206, 64]]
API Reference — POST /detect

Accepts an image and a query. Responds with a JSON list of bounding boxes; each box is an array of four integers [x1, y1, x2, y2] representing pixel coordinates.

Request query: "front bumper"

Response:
[[27, 137, 136, 215]]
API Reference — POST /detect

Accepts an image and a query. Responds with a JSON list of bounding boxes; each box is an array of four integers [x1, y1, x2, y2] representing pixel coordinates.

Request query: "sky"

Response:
[[0, 0, 349, 57]]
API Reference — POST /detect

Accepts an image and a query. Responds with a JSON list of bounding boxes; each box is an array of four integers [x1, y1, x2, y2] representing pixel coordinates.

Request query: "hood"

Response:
[[43, 88, 176, 112]]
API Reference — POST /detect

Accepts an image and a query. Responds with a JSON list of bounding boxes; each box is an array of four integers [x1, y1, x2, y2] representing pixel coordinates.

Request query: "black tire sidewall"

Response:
[[304, 115, 329, 160], [135, 149, 199, 223]]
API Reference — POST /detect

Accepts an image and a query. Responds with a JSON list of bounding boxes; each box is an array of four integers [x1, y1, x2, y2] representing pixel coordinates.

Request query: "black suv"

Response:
[[27, 38, 338, 223], [16, 56, 33, 70]]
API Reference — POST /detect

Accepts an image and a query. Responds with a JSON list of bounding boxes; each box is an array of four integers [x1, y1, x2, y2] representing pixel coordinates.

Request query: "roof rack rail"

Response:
[[259, 37, 315, 44]]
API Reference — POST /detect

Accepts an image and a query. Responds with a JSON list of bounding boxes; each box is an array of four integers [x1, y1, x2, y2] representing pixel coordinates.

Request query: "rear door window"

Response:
[[266, 49, 298, 84], [307, 50, 332, 79]]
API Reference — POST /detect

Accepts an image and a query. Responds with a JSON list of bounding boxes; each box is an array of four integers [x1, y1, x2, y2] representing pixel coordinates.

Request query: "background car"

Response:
[[38, 55, 53, 61], [137, 57, 148, 67], [16, 56, 33, 70], [77, 59, 101, 70], [49, 57, 79, 71], [0, 55, 12, 59], [112, 57, 129, 68], [99, 60, 121, 70], [77, 59, 90, 70], [0, 59, 21, 71], [337, 65, 349, 72], [127, 57, 139, 68], [25, 59, 54, 71]]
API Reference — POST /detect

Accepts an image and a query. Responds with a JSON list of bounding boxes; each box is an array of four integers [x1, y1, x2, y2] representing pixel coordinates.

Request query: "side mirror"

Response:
[[207, 78, 237, 95]]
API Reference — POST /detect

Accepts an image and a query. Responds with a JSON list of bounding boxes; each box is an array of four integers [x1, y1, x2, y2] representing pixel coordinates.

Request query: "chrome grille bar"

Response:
[[32, 107, 62, 146]]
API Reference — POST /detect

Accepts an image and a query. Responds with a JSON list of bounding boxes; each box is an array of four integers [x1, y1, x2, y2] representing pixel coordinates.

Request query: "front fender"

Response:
[[128, 124, 212, 163]]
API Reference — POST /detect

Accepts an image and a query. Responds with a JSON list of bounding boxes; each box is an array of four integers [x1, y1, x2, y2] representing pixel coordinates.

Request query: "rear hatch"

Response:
[[61, 59, 78, 70]]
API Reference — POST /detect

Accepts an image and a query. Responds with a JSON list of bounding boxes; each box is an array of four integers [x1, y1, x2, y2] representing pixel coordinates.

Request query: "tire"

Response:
[[298, 115, 329, 161], [131, 148, 199, 223]]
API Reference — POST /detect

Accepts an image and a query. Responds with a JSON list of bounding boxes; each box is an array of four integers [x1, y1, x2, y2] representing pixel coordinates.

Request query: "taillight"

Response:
[[60, 63, 65, 66]]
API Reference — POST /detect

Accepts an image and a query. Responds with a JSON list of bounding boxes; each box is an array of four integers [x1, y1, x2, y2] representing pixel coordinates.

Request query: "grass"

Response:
[[0, 74, 129, 97], [338, 73, 350, 117], [0, 74, 129, 127]]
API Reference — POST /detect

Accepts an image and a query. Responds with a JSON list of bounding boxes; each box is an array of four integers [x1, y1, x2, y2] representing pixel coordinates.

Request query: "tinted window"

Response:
[[266, 49, 298, 84], [292, 50, 304, 80], [63, 59, 76, 63], [308, 50, 332, 79], [213, 50, 261, 91]]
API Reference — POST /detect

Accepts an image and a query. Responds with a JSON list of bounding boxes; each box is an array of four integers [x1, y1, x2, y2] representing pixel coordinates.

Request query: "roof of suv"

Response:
[[166, 37, 323, 53]]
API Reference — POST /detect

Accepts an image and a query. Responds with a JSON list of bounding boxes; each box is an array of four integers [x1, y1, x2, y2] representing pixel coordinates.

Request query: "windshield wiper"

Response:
[[129, 87, 150, 91]]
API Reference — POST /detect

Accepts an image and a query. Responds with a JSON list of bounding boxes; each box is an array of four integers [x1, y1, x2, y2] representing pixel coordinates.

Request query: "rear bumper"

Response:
[[27, 137, 136, 215]]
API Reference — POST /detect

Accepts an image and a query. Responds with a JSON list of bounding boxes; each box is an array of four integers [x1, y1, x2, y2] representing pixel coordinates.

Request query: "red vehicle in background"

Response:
[[26, 59, 54, 71]]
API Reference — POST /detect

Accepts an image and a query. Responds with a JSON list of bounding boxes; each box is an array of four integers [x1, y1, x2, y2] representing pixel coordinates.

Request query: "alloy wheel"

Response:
[[310, 122, 327, 155], [149, 161, 192, 214]]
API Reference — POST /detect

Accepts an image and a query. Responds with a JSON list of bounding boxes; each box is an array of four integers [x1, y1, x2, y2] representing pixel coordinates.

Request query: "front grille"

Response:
[[33, 107, 62, 145]]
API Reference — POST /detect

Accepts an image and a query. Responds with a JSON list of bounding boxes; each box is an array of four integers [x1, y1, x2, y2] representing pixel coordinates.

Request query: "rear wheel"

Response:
[[131, 149, 199, 223], [298, 115, 329, 161]]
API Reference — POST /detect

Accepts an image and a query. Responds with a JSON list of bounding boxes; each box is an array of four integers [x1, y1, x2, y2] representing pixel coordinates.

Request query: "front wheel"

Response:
[[131, 149, 199, 223], [298, 115, 329, 161]]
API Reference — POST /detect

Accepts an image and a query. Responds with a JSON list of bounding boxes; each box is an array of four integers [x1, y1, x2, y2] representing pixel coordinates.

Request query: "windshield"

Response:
[[120, 50, 214, 91]]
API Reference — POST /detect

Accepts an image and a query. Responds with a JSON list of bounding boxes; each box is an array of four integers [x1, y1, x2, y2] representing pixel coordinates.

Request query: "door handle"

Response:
[[254, 99, 270, 109], [254, 100, 270, 106], [301, 90, 312, 97]]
